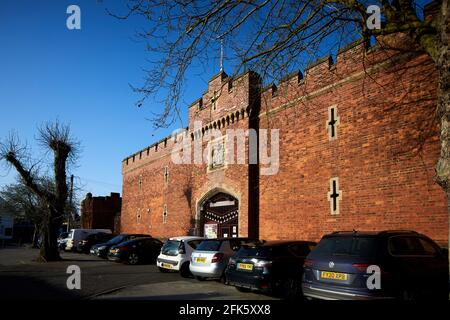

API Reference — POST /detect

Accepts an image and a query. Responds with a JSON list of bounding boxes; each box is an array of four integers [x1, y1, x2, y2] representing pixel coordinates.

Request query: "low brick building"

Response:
[[121, 36, 448, 245], [81, 192, 121, 234]]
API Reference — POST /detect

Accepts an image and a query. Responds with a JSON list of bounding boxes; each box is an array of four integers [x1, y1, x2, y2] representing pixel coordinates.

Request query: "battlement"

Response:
[[123, 33, 423, 170]]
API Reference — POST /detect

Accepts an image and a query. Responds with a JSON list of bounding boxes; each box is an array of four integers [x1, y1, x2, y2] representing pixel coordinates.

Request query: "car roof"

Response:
[[201, 237, 257, 242], [121, 237, 156, 243], [168, 236, 205, 241], [324, 230, 421, 237], [244, 240, 316, 247]]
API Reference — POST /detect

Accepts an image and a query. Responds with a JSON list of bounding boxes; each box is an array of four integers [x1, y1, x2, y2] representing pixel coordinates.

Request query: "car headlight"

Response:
[[98, 246, 107, 250]]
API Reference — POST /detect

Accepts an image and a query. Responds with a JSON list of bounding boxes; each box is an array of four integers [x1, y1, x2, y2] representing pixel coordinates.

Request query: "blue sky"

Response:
[[0, 0, 225, 199], [0, 1, 432, 201]]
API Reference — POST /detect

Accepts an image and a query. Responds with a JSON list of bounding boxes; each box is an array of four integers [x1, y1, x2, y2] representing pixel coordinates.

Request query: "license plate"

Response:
[[161, 263, 172, 269], [237, 263, 253, 271], [321, 271, 348, 281], [196, 257, 207, 263]]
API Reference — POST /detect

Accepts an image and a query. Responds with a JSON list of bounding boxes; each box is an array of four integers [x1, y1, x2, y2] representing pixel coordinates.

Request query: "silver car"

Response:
[[190, 238, 257, 281]]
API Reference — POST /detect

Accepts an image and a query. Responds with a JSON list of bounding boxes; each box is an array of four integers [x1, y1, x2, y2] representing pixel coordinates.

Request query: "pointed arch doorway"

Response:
[[198, 192, 239, 238]]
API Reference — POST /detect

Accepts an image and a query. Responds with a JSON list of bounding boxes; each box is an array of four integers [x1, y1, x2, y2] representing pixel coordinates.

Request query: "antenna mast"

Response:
[[220, 38, 224, 72]]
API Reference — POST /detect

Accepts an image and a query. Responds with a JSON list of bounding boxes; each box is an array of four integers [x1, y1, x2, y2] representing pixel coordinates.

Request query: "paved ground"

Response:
[[0, 247, 278, 300]]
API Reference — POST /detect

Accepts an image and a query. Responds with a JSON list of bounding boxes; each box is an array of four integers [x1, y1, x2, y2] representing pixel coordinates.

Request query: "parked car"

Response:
[[157, 236, 205, 277], [302, 230, 449, 300], [76, 232, 114, 254], [65, 228, 112, 251], [107, 237, 163, 265], [90, 233, 151, 258], [57, 232, 70, 250], [190, 238, 258, 281], [226, 240, 316, 299]]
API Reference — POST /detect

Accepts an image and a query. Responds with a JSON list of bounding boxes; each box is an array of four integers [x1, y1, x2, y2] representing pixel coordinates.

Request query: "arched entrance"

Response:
[[198, 192, 239, 238]]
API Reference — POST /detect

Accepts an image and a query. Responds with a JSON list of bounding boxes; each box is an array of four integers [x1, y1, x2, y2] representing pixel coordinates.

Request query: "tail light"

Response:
[[353, 264, 387, 275], [211, 253, 224, 263], [303, 259, 314, 268], [254, 260, 272, 274], [352, 264, 371, 272], [254, 260, 272, 268]]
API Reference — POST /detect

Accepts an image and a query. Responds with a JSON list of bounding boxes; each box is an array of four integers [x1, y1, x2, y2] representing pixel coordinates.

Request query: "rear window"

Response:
[[197, 240, 222, 251], [187, 240, 202, 249], [312, 236, 378, 257], [162, 240, 182, 255], [236, 246, 272, 258]]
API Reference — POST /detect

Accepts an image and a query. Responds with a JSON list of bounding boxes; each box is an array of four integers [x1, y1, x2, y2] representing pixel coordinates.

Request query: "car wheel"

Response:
[[195, 276, 206, 281], [401, 289, 415, 300], [180, 262, 192, 278], [282, 278, 300, 300], [158, 267, 170, 273], [219, 272, 227, 284], [128, 253, 139, 265]]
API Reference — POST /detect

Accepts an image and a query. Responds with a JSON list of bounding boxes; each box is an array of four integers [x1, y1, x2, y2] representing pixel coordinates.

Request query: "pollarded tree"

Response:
[[0, 121, 79, 261]]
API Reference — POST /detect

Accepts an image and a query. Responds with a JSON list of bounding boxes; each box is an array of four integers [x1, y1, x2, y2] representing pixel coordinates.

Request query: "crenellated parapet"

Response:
[[123, 33, 424, 171]]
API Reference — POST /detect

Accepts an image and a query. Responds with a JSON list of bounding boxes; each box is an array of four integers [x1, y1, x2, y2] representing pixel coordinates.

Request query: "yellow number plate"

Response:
[[321, 271, 348, 281], [196, 257, 207, 263], [161, 263, 172, 269], [237, 263, 253, 271]]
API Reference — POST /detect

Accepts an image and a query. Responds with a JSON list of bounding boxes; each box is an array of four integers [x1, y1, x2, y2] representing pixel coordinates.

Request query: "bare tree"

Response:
[[110, 0, 449, 247], [0, 182, 47, 248], [0, 121, 79, 261]]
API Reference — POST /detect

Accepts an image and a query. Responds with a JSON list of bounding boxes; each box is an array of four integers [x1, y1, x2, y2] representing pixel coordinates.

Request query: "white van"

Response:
[[65, 229, 112, 251]]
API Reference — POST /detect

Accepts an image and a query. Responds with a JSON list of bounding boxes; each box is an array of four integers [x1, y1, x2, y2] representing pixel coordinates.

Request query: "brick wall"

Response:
[[81, 192, 122, 234], [121, 37, 448, 245]]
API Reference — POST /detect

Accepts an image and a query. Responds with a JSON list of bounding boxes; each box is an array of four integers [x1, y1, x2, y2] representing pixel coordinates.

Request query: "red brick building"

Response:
[[81, 192, 121, 234], [121, 37, 448, 245]]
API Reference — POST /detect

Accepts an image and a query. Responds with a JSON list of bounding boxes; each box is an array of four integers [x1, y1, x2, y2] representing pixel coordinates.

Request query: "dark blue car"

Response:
[[302, 230, 448, 300]]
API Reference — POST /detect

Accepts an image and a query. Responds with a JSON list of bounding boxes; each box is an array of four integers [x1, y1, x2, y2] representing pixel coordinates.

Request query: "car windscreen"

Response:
[[196, 240, 222, 251], [236, 246, 272, 259], [162, 240, 181, 256], [107, 235, 126, 245], [116, 239, 138, 247], [311, 236, 378, 258]]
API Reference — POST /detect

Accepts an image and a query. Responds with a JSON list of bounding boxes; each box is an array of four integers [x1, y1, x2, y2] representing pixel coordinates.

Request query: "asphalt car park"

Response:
[[0, 247, 278, 300]]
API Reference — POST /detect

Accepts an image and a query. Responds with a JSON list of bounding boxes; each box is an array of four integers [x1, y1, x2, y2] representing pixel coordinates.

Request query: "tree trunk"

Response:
[[31, 223, 40, 249], [433, 0, 450, 277], [38, 207, 61, 261]]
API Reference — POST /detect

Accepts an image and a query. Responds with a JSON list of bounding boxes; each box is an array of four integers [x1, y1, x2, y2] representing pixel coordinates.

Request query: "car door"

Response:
[[388, 235, 428, 295], [142, 239, 162, 262], [416, 236, 449, 296]]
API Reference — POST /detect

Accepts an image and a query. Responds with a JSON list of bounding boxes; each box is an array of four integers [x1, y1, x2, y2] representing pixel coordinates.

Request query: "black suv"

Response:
[[76, 232, 114, 254], [90, 233, 151, 258], [302, 230, 449, 300], [226, 240, 316, 299]]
